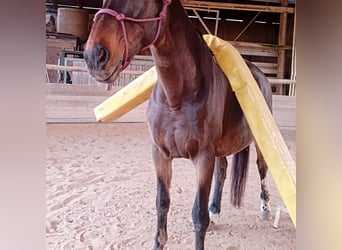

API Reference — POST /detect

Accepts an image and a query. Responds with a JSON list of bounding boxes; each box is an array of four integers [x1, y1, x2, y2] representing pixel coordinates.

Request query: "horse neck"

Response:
[[150, 0, 209, 109]]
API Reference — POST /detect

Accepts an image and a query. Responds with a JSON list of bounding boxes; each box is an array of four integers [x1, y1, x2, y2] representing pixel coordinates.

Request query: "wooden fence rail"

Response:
[[46, 64, 296, 87], [46, 64, 146, 76]]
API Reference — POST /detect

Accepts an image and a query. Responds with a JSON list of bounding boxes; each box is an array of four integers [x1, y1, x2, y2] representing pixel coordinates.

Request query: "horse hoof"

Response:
[[259, 209, 272, 220], [209, 211, 220, 224], [258, 202, 272, 220]]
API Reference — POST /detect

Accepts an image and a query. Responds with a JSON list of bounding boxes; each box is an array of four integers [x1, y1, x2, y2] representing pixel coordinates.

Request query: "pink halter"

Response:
[[94, 0, 172, 71]]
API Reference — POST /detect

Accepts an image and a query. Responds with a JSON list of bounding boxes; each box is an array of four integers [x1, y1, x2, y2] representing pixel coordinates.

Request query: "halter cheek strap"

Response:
[[94, 0, 172, 72]]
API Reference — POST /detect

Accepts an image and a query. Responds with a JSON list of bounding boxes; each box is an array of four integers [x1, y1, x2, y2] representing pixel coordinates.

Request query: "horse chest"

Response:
[[148, 111, 202, 159]]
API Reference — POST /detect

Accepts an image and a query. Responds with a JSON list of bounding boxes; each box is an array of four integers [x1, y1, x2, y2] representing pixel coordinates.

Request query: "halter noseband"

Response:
[[94, 0, 172, 72]]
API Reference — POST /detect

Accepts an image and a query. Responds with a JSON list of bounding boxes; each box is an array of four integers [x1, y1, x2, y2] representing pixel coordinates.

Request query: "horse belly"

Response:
[[216, 121, 253, 157]]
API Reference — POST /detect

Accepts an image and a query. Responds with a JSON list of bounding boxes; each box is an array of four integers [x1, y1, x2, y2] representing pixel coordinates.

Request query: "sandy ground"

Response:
[[46, 122, 296, 249]]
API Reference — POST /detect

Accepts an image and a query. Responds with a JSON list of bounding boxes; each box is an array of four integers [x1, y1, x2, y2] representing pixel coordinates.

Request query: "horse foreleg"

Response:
[[192, 151, 215, 250], [255, 145, 272, 220], [208, 157, 227, 223], [152, 145, 172, 250]]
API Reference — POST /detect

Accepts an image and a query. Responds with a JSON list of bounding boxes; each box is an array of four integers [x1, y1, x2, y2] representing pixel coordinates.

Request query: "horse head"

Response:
[[84, 0, 171, 83]]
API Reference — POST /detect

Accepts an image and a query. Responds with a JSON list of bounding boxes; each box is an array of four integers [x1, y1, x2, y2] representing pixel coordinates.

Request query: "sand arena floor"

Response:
[[46, 122, 296, 249]]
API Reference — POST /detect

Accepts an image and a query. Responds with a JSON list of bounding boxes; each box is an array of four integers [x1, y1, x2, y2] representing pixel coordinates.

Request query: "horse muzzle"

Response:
[[84, 43, 122, 83]]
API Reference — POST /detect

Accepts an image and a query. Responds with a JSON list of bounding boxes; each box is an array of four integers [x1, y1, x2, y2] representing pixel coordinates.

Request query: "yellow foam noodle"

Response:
[[203, 34, 296, 227], [93, 35, 296, 227], [94, 66, 157, 122]]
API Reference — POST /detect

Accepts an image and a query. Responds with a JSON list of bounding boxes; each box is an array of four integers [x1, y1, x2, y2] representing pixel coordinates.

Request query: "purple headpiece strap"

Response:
[[94, 0, 172, 74]]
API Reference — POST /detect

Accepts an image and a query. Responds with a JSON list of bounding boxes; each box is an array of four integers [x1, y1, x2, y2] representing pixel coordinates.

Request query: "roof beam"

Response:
[[182, 1, 295, 14]]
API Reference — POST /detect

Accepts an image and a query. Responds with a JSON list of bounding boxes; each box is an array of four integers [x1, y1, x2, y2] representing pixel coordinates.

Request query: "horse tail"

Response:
[[230, 145, 250, 207]]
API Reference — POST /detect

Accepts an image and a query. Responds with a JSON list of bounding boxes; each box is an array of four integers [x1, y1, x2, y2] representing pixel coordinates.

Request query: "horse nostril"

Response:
[[84, 44, 109, 70], [97, 46, 109, 66]]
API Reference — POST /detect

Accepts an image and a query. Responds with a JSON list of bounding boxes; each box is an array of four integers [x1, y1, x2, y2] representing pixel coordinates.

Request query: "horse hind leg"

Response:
[[208, 157, 228, 223], [255, 145, 272, 220]]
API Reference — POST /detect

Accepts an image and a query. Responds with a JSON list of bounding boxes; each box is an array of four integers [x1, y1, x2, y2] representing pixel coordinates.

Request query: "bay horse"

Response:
[[84, 0, 273, 249]]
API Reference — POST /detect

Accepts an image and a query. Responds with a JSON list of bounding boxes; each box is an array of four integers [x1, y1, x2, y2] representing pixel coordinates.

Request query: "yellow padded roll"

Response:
[[203, 34, 296, 227], [94, 66, 157, 122]]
